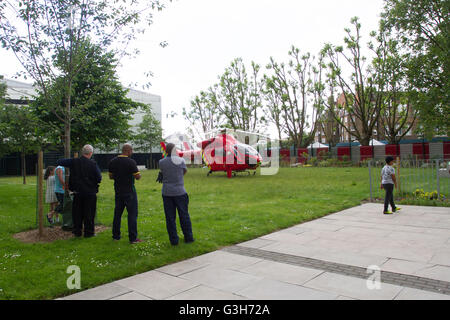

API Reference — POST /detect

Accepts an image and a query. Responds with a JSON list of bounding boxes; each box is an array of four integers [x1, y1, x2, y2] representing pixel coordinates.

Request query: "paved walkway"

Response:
[[62, 204, 450, 300]]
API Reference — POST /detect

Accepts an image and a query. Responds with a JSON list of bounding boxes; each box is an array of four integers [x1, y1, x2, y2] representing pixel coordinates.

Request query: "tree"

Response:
[[369, 22, 418, 144], [183, 89, 223, 139], [0, 102, 42, 184], [262, 75, 284, 141], [132, 109, 162, 153], [381, 0, 449, 136], [323, 17, 384, 146], [0, 76, 8, 156], [0, 0, 170, 160], [32, 41, 142, 152], [265, 46, 325, 148], [213, 58, 265, 133]]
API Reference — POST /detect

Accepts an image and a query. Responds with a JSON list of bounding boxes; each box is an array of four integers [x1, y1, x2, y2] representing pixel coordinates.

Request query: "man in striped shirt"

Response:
[[108, 144, 142, 244]]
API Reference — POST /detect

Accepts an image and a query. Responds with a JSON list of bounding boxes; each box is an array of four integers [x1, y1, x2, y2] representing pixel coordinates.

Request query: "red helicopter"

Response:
[[160, 132, 263, 178]]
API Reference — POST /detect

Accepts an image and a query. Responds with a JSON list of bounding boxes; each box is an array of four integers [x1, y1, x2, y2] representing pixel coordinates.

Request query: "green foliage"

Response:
[[32, 41, 141, 151], [0, 76, 7, 156], [413, 189, 445, 201], [0, 102, 43, 156], [382, 0, 449, 136], [132, 109, 163, 153]]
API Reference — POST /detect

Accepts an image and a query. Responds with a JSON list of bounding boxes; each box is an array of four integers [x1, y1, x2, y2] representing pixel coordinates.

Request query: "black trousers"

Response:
[[113, 192, 138, 242], [162, 194, 194, 245], [383, 184, 396, 212], [72, 193, 97, 237], [55, 192, 64, 213]]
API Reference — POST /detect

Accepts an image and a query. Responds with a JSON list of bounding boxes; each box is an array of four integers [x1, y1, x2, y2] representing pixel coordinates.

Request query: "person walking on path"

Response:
[[381, 156, 402, 215], [159, 143, 194, 246], [57, 145, 102, 238], [108, 144, 143, 244]]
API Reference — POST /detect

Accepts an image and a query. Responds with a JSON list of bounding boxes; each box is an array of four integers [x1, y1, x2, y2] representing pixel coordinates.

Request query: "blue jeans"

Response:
[[113, 192, 138, 242], [162, 194, 194, 245]]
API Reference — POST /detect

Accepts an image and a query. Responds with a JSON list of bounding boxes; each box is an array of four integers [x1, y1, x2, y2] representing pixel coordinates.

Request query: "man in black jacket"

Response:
[[108, 144, 142, 244], [57, 144, 102, 238]]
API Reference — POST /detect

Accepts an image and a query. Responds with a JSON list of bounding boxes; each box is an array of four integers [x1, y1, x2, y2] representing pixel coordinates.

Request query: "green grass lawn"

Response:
[[0, 167, 372, 300]]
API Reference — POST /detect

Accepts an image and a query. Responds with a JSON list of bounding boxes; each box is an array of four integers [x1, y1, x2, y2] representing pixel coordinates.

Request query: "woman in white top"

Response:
[[44, 166, 59, 224]]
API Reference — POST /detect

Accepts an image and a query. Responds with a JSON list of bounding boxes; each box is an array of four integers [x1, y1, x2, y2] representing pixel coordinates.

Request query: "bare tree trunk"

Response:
[[64, 91, 71, 194], [38, 151, 44, 237], [21, 150, 26, 185]]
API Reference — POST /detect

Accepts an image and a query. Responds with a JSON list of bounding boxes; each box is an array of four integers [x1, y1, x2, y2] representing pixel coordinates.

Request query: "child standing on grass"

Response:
[[44, 166, 59, 224], [381, 156, 402, 215]]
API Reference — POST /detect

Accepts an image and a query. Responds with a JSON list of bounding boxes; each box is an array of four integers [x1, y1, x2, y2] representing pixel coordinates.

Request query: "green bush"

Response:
[[413, 189, 445, 201]]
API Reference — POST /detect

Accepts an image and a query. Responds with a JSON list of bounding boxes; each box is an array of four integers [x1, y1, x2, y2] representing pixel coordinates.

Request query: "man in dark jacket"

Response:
[[57, 144, 102, 238]]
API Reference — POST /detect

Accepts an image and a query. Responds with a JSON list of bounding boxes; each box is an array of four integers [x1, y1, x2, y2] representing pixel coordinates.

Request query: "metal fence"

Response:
[[368, 159, 450, 202]]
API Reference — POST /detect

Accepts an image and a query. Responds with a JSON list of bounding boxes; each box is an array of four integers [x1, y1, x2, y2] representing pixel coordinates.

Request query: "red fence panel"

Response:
[[337, 147, 350, 160], [280, 149, 291, 163], [297, 148, 308, 163], [313, 148, 329, 160], [360, 146, 373, 161], [443, 142, 450, 160], [385, 145, 400, 157], [413, 143, 430, 160]]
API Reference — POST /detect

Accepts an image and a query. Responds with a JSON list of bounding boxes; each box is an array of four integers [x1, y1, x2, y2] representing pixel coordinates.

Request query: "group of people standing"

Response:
[[44, 143, 194, 245]]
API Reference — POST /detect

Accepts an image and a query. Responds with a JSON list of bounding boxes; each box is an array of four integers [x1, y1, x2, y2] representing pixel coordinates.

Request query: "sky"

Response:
[[0, 0, 385, 139]]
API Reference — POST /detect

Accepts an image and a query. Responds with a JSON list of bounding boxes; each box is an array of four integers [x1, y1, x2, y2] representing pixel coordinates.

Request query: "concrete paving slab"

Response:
[[429, 249, 450, 266], [192, 251, 262, 270], [305, 238, 368, 253], [260, 232, 319, 245], [335, 295, 358, 300], [114, 270, 198, 300], [236, 278, 338, 300], [303, 272, 404, 300], [363, 243, 435, 263], [260, 241, 327, 258], [110, 291, 152, 300], [167, 285, 246, 300], [239, 260, 324, 286], [298, 229, 354, 241], [239, 238, 276, 249], [179, 266, 263, 293], [312, 250, 389, 269], [62, 283, 130, 300], [394, 287, 450, 300], [156, 258, 210, 277], [381, 259, 434, 276], [297, 221, 344, 231], [414, 265, 450, 283], [337, 226, 392, 237], [387, 231, 449, 244], [277, 226, 309, 235]]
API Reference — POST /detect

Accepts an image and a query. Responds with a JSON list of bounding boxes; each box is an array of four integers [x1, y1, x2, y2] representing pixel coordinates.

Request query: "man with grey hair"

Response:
[[57, 144, 102, 238]]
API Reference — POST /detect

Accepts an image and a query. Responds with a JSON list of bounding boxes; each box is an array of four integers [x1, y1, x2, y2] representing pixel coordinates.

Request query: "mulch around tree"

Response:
[[13, 225, 110, 244]]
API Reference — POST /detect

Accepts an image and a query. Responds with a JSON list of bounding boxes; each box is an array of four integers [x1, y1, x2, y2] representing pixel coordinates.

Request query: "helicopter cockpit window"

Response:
[[233, 144, 258, 156]]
